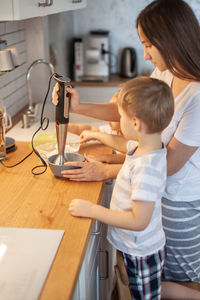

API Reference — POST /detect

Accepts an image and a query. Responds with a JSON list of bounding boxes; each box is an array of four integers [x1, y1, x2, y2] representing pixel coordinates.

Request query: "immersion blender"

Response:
[[52, 73, 71, 165]]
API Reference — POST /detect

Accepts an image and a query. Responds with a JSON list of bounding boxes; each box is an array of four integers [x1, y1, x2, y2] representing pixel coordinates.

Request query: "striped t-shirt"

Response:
[[107, 141, 166, 257]]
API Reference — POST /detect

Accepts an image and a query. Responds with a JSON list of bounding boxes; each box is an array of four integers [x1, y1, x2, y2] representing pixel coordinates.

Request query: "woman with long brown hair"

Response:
[[53, 0, 200, 297], [135, 0, 200, 297]]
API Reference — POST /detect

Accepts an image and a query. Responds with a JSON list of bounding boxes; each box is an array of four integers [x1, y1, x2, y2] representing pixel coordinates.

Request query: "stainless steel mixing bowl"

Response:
[[48, 152, 84, 178]]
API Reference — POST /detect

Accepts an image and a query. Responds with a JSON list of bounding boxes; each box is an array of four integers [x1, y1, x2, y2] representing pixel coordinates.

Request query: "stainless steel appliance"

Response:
[[74, 31, 110, 81], [120, 47, 137, 78], [47, 73, 84, 178], [52, 74, 71, 165]]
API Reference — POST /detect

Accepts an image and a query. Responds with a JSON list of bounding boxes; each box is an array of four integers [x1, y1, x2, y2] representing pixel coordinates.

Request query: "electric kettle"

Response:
[[120, 47, 137, 78]]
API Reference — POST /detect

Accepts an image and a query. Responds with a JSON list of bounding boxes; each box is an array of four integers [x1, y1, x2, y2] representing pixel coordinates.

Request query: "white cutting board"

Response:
[[0, 227, 64, 300]]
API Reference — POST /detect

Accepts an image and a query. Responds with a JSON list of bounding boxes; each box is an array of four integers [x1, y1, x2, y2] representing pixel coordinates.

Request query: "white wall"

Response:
[[24, 17, 53, 108], [48, 11, 74, 77]]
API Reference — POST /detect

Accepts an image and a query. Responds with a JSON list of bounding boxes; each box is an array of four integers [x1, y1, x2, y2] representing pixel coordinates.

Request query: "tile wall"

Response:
[[0, 21, 28, 117]]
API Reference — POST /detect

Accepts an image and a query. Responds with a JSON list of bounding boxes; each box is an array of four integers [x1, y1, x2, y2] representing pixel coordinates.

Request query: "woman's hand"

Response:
[[61, 155, 121, 181], [69, 199, 93, 217], [52, 84, 80, 113], [61, 159, 108, 181]]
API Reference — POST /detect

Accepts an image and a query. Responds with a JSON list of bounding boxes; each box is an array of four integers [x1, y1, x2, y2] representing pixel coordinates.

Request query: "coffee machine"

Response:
[[74, 31, 110, 82]]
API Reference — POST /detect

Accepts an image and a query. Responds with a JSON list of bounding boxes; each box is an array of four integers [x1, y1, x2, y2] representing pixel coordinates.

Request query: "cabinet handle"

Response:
[[91, 220, 101, 235], [38, 0, 53, 7], [105, 179, 113, 185], [91, 230, 100, 236], [98, 250, 109, 280]]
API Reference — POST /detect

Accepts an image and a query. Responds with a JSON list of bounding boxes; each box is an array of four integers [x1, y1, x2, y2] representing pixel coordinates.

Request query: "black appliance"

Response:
[[120, 47, 137, 78]]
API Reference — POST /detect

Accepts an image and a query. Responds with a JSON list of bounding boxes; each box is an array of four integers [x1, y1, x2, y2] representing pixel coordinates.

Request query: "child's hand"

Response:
[[80, 130, 97, 144], [69, 199, 93, 217]]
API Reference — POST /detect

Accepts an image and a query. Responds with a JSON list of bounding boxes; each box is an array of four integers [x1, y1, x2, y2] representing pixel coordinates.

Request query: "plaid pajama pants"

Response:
[[123, 248, 165, 300]]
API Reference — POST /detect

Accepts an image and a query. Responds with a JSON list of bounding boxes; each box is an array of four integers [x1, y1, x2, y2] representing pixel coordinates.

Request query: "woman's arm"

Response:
[[73, 102, 120, 122], [69, 199, 155, 231], [166, 137, 198, 175], [62, 160, 122, 181], [67, 123, 99, 136], [80, 131, 128, 153], [166, 92, 200, 175], [52, 84, 120, 121], [84, 153, 126, 164], [69, 87, 120, 121], [161, 281, 200, 299]]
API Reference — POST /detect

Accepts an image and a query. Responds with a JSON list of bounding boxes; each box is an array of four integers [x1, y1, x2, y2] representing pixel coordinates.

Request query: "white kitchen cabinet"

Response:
[[73, 220, 101, 300], [73, 182, 116, 300], [0, 0, 86, 21], [99, 181, 116, 300]]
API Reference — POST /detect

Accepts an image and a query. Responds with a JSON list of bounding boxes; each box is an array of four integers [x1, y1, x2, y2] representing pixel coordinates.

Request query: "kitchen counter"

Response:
[[71, 73, 129, 87], [0, 141, 111, 300]]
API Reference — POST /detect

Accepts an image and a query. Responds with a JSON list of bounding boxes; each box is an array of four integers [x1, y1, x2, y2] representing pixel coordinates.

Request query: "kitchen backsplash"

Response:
[[0, 21, 27, 117]]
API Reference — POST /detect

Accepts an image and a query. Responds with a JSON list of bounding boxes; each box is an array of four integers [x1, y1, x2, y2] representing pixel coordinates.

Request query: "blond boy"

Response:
[[69, 77, 174, 299]]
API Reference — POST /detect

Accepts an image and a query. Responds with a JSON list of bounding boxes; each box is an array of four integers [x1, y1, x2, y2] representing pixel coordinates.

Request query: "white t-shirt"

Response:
[[107, 141, 166, 257], [152, 68, 200, 201], [98, 124, 118, 135]]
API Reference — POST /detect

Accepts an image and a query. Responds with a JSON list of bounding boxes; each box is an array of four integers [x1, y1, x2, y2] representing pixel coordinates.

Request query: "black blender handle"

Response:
[[55, 82, 70, 125]]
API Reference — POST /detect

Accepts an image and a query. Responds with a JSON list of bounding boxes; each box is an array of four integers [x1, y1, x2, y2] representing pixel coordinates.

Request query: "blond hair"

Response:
[[109, 90, 120, 104], [118, 76, 174, 134]]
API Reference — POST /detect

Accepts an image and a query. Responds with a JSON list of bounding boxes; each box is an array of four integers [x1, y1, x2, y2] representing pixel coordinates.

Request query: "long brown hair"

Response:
[[136, 0, 200, 81]]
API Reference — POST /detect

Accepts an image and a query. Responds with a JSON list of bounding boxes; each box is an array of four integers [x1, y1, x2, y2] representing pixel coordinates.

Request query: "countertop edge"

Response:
[[71, 73, 130, 87]]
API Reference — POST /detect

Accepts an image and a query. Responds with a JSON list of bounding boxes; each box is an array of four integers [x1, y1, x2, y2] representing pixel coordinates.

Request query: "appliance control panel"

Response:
[[74, 40, 84, 81]]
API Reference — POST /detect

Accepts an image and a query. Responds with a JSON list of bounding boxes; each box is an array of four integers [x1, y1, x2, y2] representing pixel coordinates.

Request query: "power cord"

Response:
[[0, 73, 55, 175]]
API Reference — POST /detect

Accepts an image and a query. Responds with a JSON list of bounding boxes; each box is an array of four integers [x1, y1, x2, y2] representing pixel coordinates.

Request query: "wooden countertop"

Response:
[[0, 141, 111, 300], [71, 73, 130, 87]]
